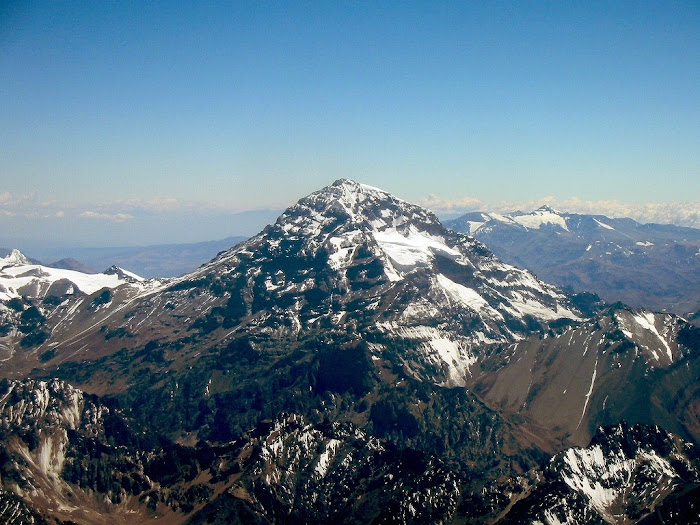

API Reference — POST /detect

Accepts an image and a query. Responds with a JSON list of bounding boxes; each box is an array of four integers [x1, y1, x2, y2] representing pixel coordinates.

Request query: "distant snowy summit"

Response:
[[0, 249, 32, 267], [445, 207, 700, 315], [0, 249, 148, 301], [449, 204, 700, 238], [104, 265, 145, 283], [448, 205, 619, 235]]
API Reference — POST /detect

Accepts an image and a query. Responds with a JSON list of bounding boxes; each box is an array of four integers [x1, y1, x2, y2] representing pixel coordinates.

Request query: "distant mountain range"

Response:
[[0, 181, 698, 523], [446, 206, 700, 318], [3, 236, 248, 278]]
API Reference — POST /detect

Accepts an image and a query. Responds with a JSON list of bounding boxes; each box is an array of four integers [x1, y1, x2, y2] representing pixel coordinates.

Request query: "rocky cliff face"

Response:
[[470, 305, 700, 446], [0, 378, 521, 523], [502, 422, 699, 524]]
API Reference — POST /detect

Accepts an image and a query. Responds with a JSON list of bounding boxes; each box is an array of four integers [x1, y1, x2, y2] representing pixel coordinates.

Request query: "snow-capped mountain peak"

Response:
[[104, 265, 145, 283], [535, 204, 560, 214], [276, 178, 441, 239], [178, 179, 581, 387], [1, 249, 31, 267]]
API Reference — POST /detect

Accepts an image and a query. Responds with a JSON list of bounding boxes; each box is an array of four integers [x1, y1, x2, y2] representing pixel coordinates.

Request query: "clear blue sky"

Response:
[[1, 1, 698, 246]]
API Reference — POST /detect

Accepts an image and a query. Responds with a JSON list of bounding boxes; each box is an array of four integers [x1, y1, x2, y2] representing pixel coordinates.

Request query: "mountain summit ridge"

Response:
[[162, 179, 581, 386]]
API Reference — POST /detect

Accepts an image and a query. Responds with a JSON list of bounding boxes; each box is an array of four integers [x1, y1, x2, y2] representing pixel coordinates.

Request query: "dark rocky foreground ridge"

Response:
[[0, 179, 698, 524]]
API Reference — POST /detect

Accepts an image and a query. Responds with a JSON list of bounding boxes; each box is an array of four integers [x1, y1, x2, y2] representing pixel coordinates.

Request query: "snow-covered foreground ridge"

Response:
[[547, 423, 698, 523]]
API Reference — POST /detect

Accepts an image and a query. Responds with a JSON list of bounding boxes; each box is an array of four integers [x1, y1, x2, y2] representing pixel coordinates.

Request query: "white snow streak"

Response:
[[435, 274, 489, 310], [576, 356, 598, 430], [632, 312, 674, 363]]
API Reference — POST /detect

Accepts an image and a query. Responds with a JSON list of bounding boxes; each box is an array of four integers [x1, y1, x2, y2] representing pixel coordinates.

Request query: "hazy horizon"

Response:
[[2, 187, 699, 259]]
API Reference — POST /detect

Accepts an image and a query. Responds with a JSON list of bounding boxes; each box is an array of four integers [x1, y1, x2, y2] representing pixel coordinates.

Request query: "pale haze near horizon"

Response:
[[1, 2, 698, 248]]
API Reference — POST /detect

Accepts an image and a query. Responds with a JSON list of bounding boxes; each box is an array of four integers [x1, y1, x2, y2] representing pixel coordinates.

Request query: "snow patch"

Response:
[[631, 312, 674, 363], [423, 337, 476, 386], [435, 274, 489, 310], [593, 218, 615, 230], [576, 356, 598, 429], [467, 221, 484, 234], [372, 227, 460, 270], [513, 209, 569, 231], [314, 438, 341, 478], [327, 231, 363, 270]]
